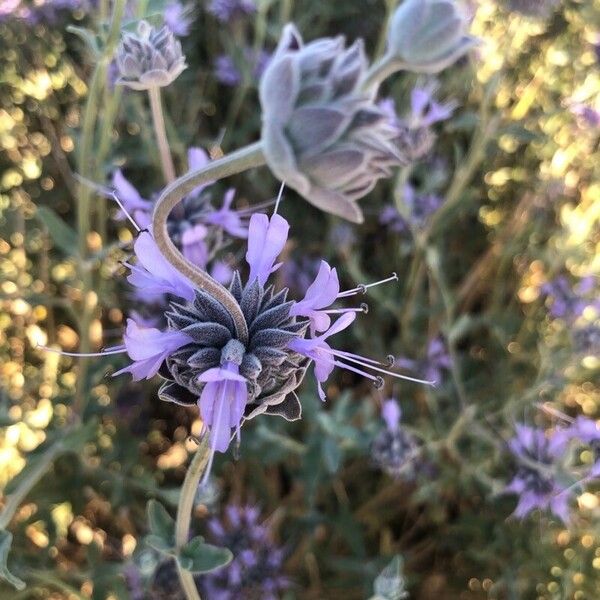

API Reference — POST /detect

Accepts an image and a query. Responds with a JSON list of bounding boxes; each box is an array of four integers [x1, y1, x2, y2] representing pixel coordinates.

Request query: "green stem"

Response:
[[175, 438, 211, 600], [152, 141, 266, 344], [148, 86, 176, 183]]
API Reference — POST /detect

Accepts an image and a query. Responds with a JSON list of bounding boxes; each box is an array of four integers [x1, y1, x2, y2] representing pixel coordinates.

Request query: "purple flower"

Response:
[[164, 1, 193, 37], [214, 49, 271, 87], [198, 340, 248, 454], [541, 275, 599, 321], [214, 55, 242, 87], [200, 504, 289, 600], [371, 399, 419, 479], [114, 319, 192, 380], [204, 189, 249, 238], [207, 0, 256, 22], [245, 213, 289, 286], [408, 85, 456, 127], [126, 232, 196, 301], [289, 312, 357, 401], [396, 336, 451, 385], [506, 424, 571, 521], [570, 103, 600, 128], [181, 223, 209, 267], [289, 261, 340, 334], [111, 169, 153, 229], [379, 204, 407, 233]]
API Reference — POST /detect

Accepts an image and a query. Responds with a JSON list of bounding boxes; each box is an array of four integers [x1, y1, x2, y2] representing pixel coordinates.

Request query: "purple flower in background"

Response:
[[403, 184, 444, 227], [570, 103, 600, 128], [573, 324, 600, 356], [113, 319, 192, 381], [371, 399, 419, 479], [207, 0, 256, 22], [164, 1, 193, 37], [505, 424, 571, 521], [214, 49, 271, 87], [396, 336, 451, 385], [204, 189, 249, 238], [280, 255, 322, 297], [385, 85, 455, 163], [379, 204, 408, 233], [541, 275, 599, 322], [112, 169, 153, 229], [200, 504, 289, 600], [214, 55, 242, 86], [380, 184, 444, 233]]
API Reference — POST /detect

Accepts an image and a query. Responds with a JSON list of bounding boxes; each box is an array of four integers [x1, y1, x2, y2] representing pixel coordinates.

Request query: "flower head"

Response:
[[260, 24, 404, 223], [207, 0, 256, 23], [116, 21, 187, 90], [387, 0, 477, 73], [371, 399, 419, 479], [200, 504, 289, 600], [506, 424, 572, 521]]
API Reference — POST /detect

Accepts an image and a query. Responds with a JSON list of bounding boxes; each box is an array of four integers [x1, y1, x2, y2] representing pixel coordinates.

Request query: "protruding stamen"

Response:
[[536, 402, 574, 424], [110, 191, 142, 232], [323, 305, 368, 315], [36, 344, 127, 357], [337, 273, 399, 298], [273, 182, 285, 214], [321, 346, 436, 386]]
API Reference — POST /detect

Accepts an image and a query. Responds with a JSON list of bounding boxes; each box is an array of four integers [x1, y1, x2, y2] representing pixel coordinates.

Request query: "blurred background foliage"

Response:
[[0, 0, 599, 598]]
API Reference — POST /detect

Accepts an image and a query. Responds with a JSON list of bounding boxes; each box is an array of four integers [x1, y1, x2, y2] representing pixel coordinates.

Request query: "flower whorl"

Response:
[[259, 25, 404, 224]]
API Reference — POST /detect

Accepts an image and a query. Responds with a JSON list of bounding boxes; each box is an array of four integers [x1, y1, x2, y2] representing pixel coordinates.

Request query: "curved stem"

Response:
[[175, 438, 211, 600], [148, 86, 176, 183], [360, 52, 406, 95], [152, 140, 266, 344]]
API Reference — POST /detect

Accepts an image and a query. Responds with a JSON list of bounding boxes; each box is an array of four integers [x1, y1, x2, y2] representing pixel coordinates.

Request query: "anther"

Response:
[[360, 302, 369, 314], [373, 376, 385, 390], [385, 354, 395, 367]]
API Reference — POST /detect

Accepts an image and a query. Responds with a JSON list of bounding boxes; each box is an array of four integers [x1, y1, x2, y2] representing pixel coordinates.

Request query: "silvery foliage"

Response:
[[158, 273, 309, 421], [372, 555, 409, 600], [387, 0, 477, 74], [259, 24, 404, 224], [116, 20, 187, 90]]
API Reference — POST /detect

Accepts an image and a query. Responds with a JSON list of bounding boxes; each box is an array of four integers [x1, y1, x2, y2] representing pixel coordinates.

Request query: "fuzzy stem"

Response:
[[175, 438, 211, 600], [360, 52, 406, 94], [148, 86, 176, 183], [152, 141, 266, 344]]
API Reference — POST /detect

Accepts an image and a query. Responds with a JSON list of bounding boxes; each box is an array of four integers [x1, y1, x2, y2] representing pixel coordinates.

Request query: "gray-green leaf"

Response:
[[178, 536, 232, 574], [0, 531, 25, 590]]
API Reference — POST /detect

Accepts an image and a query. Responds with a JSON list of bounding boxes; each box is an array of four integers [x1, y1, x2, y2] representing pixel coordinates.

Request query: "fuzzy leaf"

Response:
[[147, 500, 175, 548], [178, 536, 233, 573]]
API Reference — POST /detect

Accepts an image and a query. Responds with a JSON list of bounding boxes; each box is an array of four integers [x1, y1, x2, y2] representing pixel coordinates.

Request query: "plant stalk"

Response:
[[148, 86, 176, 183], [152, 140, 266, 344], [175, 438, 211, 600]]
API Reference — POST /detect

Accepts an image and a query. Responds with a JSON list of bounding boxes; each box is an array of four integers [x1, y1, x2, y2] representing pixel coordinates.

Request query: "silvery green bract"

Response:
[[387, 0, 477, 74], [259, 24, 404, 224], [116, 20, 187, 90]]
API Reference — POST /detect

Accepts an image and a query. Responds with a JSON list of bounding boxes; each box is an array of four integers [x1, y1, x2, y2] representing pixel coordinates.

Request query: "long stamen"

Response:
[[273, 181, 285, 214], [235, 198, 277, 215], [320, 346, 436, 386], [337, 273, 398, 298], [323, 303, 368, 315], [331, 358, 383, 388], [36, 344, 127, 357], [110, 191, 142, 232], [75, 173, 142, 233]]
